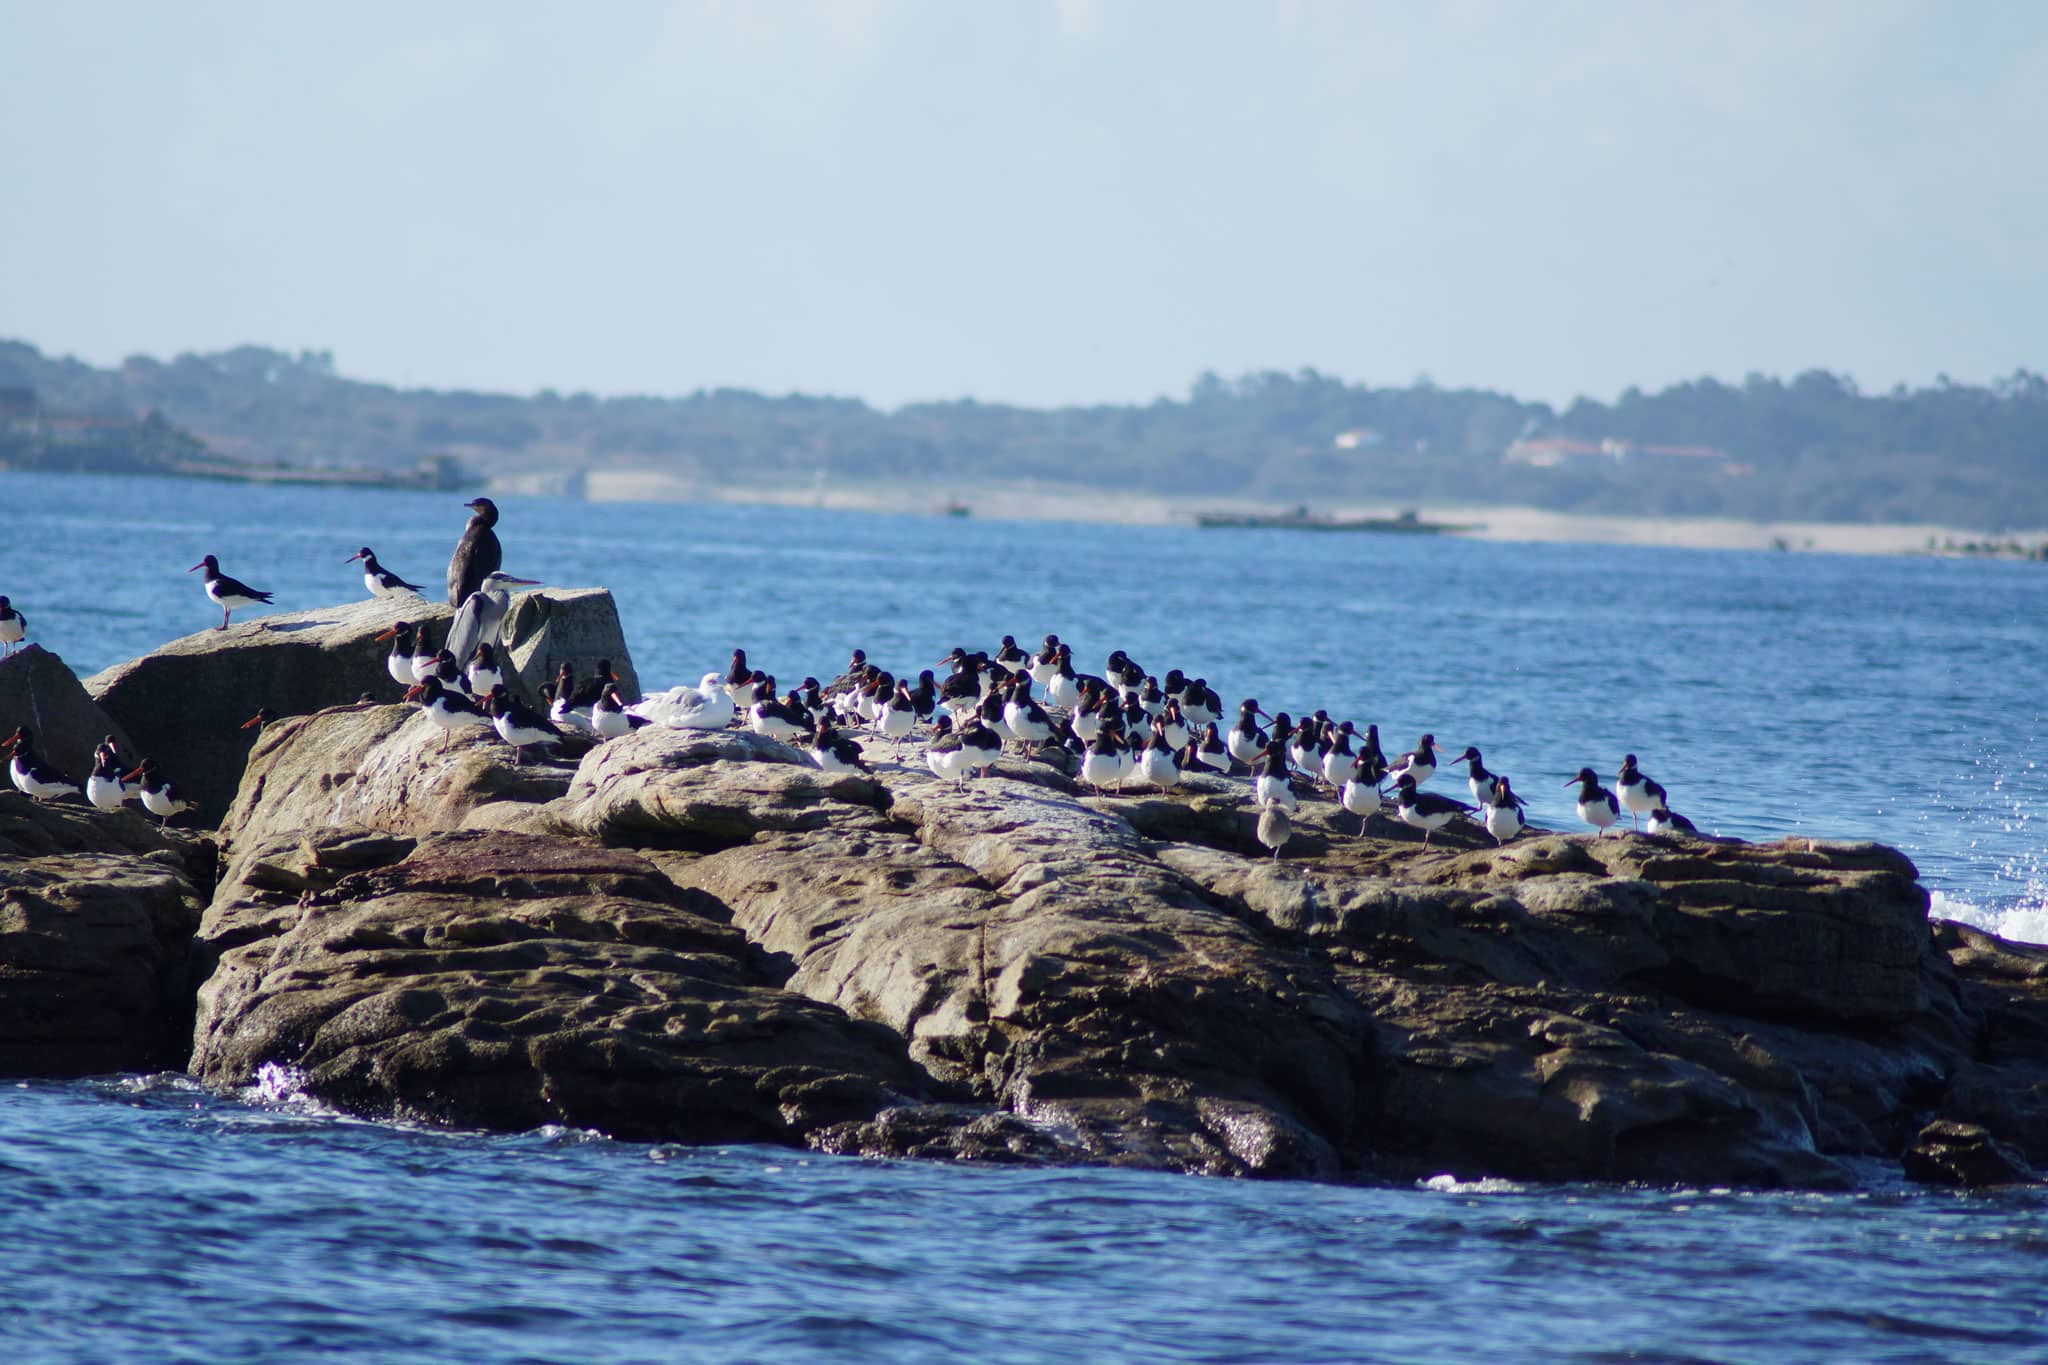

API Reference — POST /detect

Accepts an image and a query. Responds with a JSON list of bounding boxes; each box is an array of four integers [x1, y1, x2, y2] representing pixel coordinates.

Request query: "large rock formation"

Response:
[[0, 793, 210, 1075], [85, 587, 634, 827], [9, 623, 2047, 1189], [195, 716, 2048, 1187], [189, 827, 925, 1141], [0, 644, 134, 782]]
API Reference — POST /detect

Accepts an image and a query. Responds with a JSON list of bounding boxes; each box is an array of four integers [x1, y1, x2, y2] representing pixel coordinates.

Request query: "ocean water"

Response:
[[4, 470, 2046, 1361]]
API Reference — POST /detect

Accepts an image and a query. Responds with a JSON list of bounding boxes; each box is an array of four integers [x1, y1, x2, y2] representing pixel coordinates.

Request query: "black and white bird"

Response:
[[188, 554, 274, 630], [939, 651, 988, 721], [873, 680, 918, 751], [1133, 722, 1181, 791], [345, 546, 426, 598], [1287, 720, 1321, 778], [1568, 767, 1622, 837], [591, 685, 651, 739], [486, 685, 561, 763], [1158, 699, 1191, 754], [1253, 746, 1297, 814], [748, 690, 811, 743], [409, 627, 445, 686], [1028, 635, 1062, 689], [958, 716, 1003, 777], [1393, 773, 1473, 845], [925, 717, 973, 785], [553, 661, 620, 735], [1387, 733, 1441, 787], [1190, 721, 1229, 773], [0, 595, 27, 654], [86, 741, 135, 811], [1616, 754, 1670, 832], [1340, 769, 1383, 835], [1355, 724, 1389, 786], [123, 758, 193, 829], [1104, 650, 1145, 699], [898, 670, 932, 725], [405, 675, 491, 749], [431, 650, 465, 692], [1079, 727, 1127, 793], [1449, 746, 1501, 806], [1645, 804, 1699, 837], [446, 496, 503, 609], [3, 726, 80, 802], [1481, 776, 1528, 845], [809, 719, 872, 776], [1226, 700, 1270, 770], [376, 621, 418, 687], [464, 643, 505, 697], [1322, 721, 1361, 788], [1002, 680, 1054, 758], [1044, 646, 1095, 713]]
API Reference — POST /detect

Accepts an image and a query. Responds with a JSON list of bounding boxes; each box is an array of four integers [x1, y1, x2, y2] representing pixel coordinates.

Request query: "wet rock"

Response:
[[1930, 920, 2048, 1165], [86, 588, 633, 827], [1902, 1119, 2038, 1187], [189, 827, 927, 1142]]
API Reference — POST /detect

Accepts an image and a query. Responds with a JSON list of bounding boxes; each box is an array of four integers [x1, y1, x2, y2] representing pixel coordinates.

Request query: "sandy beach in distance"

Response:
[[568, 468, 2044, 558]]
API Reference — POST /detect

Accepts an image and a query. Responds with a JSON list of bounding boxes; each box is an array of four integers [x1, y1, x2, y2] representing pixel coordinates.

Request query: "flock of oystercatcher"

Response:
[[4, 496, 1699, 856]]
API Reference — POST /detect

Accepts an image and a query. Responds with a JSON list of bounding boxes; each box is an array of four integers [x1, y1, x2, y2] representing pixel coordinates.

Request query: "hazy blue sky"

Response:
[[2, 2, 2042, 409]]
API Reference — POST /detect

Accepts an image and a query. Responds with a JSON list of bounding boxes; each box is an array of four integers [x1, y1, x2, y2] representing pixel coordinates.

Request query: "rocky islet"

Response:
[[1, 591, 2044, 1189]]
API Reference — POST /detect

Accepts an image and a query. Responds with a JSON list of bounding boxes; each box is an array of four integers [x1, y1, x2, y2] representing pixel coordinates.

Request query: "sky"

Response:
[[1, 1, 2043, 411]]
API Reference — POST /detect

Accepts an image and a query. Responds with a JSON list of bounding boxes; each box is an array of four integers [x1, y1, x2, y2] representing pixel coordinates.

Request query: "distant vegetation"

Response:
[[2, 339, 2044, 528]]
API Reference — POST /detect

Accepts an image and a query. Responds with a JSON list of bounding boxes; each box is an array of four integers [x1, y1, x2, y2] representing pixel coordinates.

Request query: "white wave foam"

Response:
[[239, 1061, 336, 1114], [1419, 1173, 1527, 1195], [1929, 890, 2048, 946]]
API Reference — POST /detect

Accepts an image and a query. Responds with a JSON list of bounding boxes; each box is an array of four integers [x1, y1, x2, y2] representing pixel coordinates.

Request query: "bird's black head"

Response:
[[1569, 767, 1599, 787], [187, 554, 219, 573], [464, 498, 499, 523]]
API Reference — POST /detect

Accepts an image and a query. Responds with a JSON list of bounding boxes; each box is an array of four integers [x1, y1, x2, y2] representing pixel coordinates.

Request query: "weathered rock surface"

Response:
[[1902, 1119, 2038, 1187], [0, 792, 211, 1075], [189, 827, 927, 1141], [180, 714, 2048, 1187], [0, 644, 134, 784], [222, 701, 577, 851], [86, 587, 634, 827], [1927, 920, 2048, 1166]]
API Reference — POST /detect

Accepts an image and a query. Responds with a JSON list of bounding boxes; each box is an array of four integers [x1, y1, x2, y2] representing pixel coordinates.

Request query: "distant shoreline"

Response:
[[543, 468, 2048, 560]]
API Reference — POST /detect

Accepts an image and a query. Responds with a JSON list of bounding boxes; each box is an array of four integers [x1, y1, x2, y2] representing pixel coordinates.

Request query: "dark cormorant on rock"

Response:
[[447, 497, 503, 608]]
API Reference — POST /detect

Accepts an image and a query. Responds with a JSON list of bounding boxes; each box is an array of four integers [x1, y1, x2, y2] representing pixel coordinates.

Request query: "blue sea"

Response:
[[4, 471, 2046, 1362]]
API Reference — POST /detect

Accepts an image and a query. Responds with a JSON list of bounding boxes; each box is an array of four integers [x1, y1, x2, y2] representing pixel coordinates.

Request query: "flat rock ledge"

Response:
[[8, 636, 2048, 1188]]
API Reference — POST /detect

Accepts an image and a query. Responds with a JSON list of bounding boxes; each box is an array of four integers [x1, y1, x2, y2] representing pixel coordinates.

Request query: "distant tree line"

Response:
[[1, 340, 2042, 528]]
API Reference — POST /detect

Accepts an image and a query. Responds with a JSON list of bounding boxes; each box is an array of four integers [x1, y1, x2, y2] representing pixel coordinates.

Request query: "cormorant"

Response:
[[447, 497, 503, 608]]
